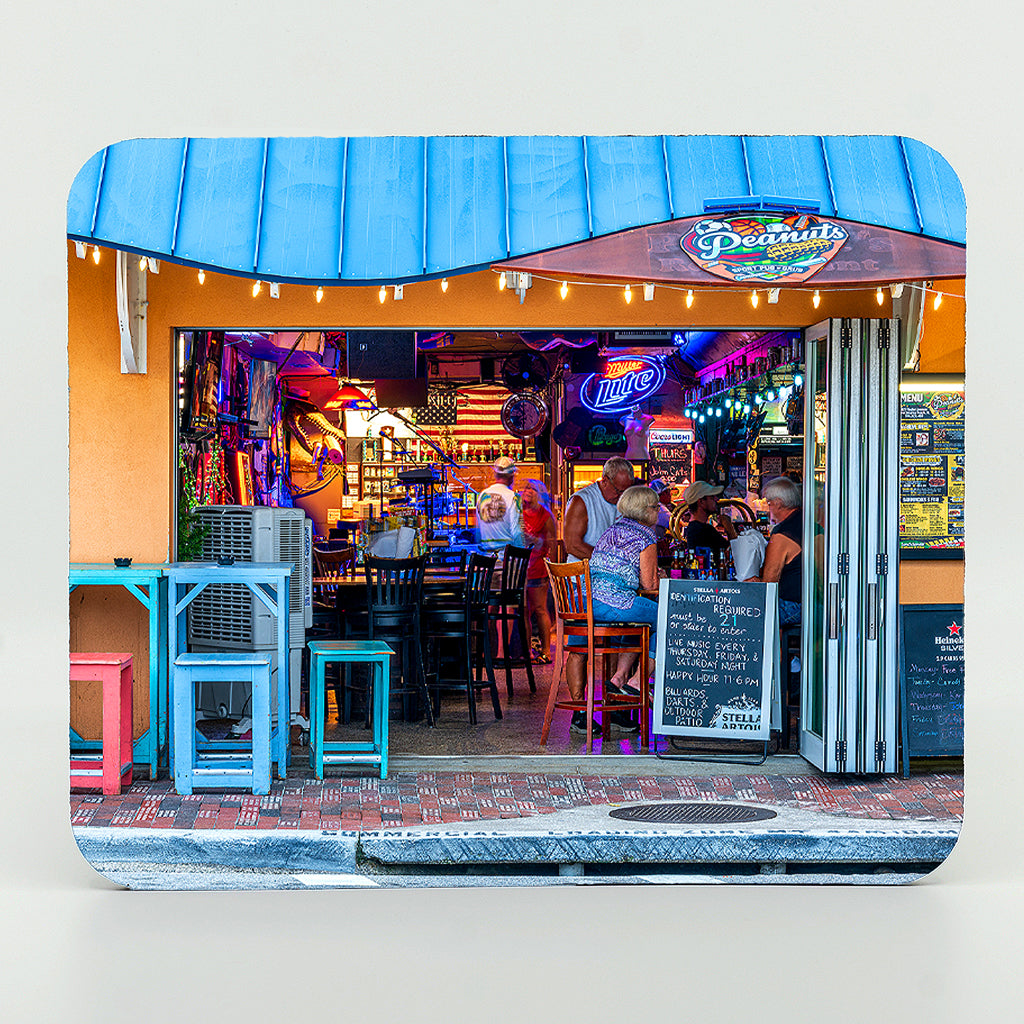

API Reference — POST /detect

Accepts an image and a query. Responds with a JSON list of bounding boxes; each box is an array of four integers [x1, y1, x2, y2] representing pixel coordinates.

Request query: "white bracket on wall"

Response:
[[116, 250, 147, 373]]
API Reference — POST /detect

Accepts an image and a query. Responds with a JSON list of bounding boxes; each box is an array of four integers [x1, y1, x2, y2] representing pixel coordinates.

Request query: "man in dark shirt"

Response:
[[682, 480, 737, 550]]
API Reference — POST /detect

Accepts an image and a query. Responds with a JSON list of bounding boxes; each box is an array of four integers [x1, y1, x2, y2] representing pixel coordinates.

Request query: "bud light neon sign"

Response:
[[580, 355, 666, 414]]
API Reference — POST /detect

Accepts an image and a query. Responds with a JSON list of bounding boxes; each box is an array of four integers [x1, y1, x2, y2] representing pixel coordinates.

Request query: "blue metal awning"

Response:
[[67, 135, 965, 285]]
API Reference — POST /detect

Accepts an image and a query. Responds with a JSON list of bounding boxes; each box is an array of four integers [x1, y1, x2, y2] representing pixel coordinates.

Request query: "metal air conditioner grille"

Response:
[[277, 516, 304, 622]]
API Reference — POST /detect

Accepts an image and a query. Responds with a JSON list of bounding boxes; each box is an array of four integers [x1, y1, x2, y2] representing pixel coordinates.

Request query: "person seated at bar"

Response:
[[475, 455, 526, 556], [647, 478, 674, 542], [521, 478, 556, 663], [748, 475, 803, 626], [564, 485, 661, 735], [682, 480, 738, 551], [563, 456, 635, 559]]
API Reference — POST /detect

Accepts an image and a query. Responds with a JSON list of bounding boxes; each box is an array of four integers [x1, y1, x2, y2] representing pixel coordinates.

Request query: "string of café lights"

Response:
[[79, 244, 961, 314]]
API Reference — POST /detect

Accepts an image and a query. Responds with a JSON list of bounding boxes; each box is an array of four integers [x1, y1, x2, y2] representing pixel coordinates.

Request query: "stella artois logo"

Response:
[[681, 213, 849, 283]]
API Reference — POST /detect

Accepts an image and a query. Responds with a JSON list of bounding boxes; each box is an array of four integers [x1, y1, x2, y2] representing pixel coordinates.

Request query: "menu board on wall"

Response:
[[899, 390, 965, 556], [652, 579, 776, 740], [649, 441, 694, 491]]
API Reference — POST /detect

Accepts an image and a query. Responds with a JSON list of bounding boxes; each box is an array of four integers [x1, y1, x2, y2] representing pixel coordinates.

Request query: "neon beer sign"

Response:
[[580, 355, 666, 414]]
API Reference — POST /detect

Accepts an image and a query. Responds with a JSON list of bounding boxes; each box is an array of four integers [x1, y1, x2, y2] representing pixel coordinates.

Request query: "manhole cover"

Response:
[[609, 802, 777, 824]]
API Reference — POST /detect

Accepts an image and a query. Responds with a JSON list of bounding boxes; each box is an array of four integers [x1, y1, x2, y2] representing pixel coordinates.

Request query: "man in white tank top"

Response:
[[563, 456, 635, 559]]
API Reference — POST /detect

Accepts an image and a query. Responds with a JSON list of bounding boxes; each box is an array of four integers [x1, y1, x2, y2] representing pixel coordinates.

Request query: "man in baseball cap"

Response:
[[476, 455, 525, 556], [682, 480, 737, 550], [648, 478, 674, 540]]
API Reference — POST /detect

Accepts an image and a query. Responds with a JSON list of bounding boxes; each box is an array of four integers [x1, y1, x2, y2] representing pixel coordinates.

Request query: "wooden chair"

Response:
[[542, 559, 650, 753], [313, 545, 356, 601]]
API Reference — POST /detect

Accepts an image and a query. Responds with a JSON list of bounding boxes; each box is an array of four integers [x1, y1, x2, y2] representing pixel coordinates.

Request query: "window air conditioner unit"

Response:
[[189, 506, 312, 650]]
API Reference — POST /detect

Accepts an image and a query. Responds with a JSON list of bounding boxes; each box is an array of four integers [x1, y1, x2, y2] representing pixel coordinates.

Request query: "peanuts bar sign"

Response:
[[680, 213, 849, 284]]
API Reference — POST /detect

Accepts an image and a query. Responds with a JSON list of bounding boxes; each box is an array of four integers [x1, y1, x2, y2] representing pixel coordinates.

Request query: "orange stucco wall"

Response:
[[918, 278, 966, 373]]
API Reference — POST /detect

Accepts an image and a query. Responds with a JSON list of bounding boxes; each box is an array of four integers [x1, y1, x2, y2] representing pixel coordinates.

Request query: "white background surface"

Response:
[[0, 2, 1017, 1020]]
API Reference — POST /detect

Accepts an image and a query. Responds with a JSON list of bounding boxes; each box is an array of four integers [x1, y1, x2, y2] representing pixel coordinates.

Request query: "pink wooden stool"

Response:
[[70, 653, 134, 795]]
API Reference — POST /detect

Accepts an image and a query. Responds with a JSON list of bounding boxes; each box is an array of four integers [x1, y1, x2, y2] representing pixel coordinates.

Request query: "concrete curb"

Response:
[[75, 824, 959, 874]]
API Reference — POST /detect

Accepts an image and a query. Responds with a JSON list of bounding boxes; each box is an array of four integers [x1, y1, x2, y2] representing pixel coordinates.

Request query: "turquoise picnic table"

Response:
[[69, 563, 170, 780]]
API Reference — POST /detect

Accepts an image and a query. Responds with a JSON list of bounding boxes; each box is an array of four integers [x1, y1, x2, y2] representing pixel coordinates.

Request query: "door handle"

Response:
[[828, 583, 839, 639], [867, 582, 877, 640]]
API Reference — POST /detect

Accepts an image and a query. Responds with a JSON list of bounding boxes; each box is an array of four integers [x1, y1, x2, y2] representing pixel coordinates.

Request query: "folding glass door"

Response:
[[800, 318, 899, 774]]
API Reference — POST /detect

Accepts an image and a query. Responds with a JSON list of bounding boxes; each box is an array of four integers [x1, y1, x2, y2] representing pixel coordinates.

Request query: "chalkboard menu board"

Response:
[[899, 390, 964, 556], [649, 441, 694, 490], [653, 579, 777, 740], [900, 604, 964, 776]]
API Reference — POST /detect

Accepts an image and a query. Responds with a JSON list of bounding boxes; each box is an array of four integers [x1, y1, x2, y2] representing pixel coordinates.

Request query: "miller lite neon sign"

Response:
[[580, 355, 666, 414]]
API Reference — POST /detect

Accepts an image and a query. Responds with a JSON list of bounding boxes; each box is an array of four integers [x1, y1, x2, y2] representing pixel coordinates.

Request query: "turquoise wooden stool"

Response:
[[172, 652, 272, 796], [308, 641, 393, 779], [69, 653, 134, 795]]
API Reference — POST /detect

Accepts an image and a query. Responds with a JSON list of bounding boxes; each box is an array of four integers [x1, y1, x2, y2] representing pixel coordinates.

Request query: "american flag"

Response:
[[414, 384, 519, 449]]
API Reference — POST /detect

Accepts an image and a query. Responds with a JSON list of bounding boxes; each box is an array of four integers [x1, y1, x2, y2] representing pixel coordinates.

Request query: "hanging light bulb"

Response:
[[750, 289, 759, 309], [794, 373, 803, 387], [498, 272, 507, 291], [139, 256, 148, 272], [92, 246, 101, 264], [252, 280, 261, 297], [686, 290, 694, 309], [560, 280, 569, 299], [197, 269, 205, 284], [698, 414, 705, 424], [684, 408, 692, 418], [624, 284, 633, 304], [766, 389, 776, 402], [933, 290, 943, 310], [724, 398, 732, 409], [705, 405, 713, 416], [812, 290, 821, 309], [378, 284, 387, 303], [743, 403, 751, 415], [876, 286, 885, 305], [715, 408, 722, 417], [754, 394, 764, 406], [315, 285, 324, 303], [441, 277, 449, 293]]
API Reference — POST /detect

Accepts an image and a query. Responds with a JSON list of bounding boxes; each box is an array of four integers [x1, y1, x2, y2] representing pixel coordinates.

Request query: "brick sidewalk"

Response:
[[70, 771, 963, 831]]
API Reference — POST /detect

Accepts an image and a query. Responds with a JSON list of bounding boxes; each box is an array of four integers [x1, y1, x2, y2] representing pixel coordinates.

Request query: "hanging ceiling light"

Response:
[[876, 286, 884, 305], [560, 280, 568, 299], [624, 284, 633, 304], [498, 271, 507, 291], [92, 246, 101, 264], [812, 290, 821, 308], [197, 269, 205, 284], [933, 290, 943, 310], [750, 289, 759, 308], [252, 280, 261, 297], [315, 285, 324, 303], [685, 290, 694, 308], [139, 256, 148, 272], [378, 284, 387, 303], [441, 277, 449, 293], [324, 384, 373, 411]]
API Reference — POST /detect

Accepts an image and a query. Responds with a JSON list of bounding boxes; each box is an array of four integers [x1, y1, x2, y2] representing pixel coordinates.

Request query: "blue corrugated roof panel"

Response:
[[663, 135, 749, 217], [175, 138, 266, 272], [505, 136, 590, 256], [257, 137, 345, 281], [67, 148, 105, 238], [424, 136, 508, 274], [744, 136, 836, 215], [67, 135, 965, 282], [824, 136, 920, 234], [341, 137, 425, 280], [93, 137, 186, 254], [585, 135, 672, 235], [901, 138, 966, 244]]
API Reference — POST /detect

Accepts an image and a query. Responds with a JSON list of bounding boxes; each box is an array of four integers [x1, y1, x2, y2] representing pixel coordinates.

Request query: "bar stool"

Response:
[[69, 653, 134, 795], [171, 652, 272, 795], [307, 640, 393, 779], [487, 544, 536, 698]]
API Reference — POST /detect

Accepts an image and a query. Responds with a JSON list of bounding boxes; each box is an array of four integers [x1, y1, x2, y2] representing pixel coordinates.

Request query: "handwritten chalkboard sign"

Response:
[[900, 604, 964, 776], [653, 579, 777, 741]]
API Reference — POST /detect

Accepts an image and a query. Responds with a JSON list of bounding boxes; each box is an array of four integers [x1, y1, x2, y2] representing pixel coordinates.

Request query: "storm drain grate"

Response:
[[609, 802, 777, 824]]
